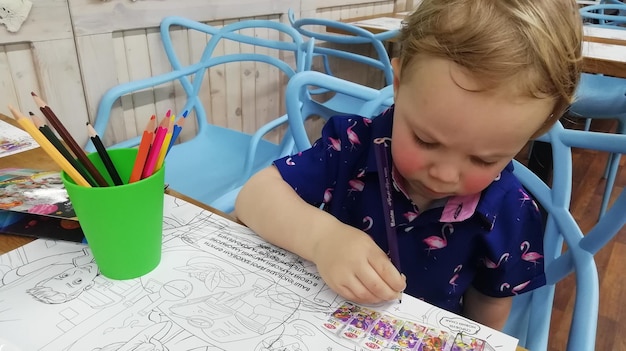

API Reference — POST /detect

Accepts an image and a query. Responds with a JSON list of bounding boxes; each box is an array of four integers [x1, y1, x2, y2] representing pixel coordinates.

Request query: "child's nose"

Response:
[[428, 162, 460, 185]]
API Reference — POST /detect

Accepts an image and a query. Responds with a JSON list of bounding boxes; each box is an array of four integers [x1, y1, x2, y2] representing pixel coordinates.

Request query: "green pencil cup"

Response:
[[61, 148, 164, 280]]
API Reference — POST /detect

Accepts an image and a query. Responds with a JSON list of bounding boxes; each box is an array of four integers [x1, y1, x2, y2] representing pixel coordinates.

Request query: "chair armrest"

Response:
[[242, 115, 292, 179]]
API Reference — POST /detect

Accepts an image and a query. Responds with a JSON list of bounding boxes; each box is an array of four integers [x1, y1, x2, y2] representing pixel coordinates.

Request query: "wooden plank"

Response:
[[123, 29, 156, 135], [31, 39, 90, 148], [112, 31, 136, 144], [0, 46, 20, 115], [583, 26, 626, 47], [75, 33, 121, 147], [69, 0, 295, 36], [240, 26, 257, 135], [6, 43, 40, 118], [224, 19, 243, 132], [184, 26, 209, 141], [254, 20, 273, 142], [0, 0, 72, 44], [146, 27, 178, 130], [208, 20, 228, 129]]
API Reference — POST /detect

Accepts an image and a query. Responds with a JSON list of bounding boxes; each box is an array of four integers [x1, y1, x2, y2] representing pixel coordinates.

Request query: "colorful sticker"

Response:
[[417, 327, 451, 351], [341, 306, 381, 339], [450, 333, 485, 351], [361, 314, 405, 350], [389, 321, 426, 350], [322, 301, 357, 332]]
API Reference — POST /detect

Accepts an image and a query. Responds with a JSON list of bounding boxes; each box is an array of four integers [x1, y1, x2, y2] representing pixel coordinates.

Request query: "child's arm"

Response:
[[235, 166, 406, 304], [462, 286, 512, 330]]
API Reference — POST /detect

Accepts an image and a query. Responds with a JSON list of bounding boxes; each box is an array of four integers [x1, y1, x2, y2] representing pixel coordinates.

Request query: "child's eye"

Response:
[[414, 134, 438, 149], [471, 156, 497, 167]]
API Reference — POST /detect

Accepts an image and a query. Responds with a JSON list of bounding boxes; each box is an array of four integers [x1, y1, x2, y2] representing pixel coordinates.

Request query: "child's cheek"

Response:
[[462, 171, 497, 194], [393, 148, 427, 177]]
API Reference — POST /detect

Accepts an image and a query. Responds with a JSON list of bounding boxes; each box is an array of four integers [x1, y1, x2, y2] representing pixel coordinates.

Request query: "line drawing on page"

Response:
[[0, 195, 516, 350]]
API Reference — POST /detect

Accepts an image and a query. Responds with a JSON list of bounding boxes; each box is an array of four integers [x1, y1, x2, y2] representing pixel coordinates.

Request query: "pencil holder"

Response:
[[61, 148, 164, 280]]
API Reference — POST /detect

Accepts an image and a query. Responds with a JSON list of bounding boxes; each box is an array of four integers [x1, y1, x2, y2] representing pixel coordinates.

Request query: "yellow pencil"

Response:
[[155, 115, 175, 171], [8, 105, 91, 187]]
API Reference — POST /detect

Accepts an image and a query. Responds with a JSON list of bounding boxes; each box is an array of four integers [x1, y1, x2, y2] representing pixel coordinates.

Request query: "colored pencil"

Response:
[[30, 112, 97, 186], [142, 124, 168, 179], [166, 112, 187, 156], [8, 106, 91, 187], [87, 123, 123, 186], [373, 141, 402, 303], [31, 92, 109, 187], [155, 115, 175, 171], [129, 115, 156, 183]]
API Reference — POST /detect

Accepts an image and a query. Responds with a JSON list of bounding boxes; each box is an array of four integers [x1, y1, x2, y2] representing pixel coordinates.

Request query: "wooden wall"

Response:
[[0, 0, 409, 148]]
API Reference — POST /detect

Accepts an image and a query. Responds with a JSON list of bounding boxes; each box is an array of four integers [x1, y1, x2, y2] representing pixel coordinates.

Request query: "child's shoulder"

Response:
[[477, 163, 541, 226]]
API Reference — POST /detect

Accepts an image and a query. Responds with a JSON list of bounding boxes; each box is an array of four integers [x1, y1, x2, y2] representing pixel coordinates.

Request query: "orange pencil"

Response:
[[129, 115, 156, 183], [8, 106, 91, 187]]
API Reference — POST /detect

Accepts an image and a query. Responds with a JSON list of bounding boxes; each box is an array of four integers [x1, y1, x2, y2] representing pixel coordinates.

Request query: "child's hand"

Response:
[[311, 223, 406, 304]]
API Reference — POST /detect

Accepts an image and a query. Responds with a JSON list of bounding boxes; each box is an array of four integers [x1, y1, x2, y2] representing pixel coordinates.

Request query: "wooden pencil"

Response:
[[87, 123, 123, 186], [29, 112, 97, 187], [155, 115, 175, 171], [31, 92, 109, 187], [166, 114, 186, 156], [142, 124, 168, 179], [129, 115, 156, 183], [8, 106, 91, 187]]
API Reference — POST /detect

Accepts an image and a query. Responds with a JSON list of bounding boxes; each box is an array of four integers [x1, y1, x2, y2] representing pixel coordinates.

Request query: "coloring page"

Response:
[[0, 195, 518, 350]]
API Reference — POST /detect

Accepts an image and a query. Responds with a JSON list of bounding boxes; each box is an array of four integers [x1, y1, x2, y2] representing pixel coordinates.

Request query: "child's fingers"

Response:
[[369, 252, 406, 294]]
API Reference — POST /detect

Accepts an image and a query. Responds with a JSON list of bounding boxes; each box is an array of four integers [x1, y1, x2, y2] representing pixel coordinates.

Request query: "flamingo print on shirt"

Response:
[[362, 216, 373, 231], [500, 280, 531, 295], [423, 223, 454, 254], [327, 136, 341, 151], [346, 120, 361, 150], [520, 241, 543, 265], [323, 188, 333, 203], [482, 253, 510, 269], [347, 179, 364, 196], [449, 264, 463, 292]]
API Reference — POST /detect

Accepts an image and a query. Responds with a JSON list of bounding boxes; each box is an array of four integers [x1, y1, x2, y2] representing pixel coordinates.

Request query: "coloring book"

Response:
[[0, 194, 519, 350], [0, 168, 76, 220], [0, 119, 38, 158]]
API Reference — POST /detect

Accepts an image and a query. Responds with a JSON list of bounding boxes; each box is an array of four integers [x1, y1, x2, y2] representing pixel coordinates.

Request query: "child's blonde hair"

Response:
[[399, 0, 583, 136]]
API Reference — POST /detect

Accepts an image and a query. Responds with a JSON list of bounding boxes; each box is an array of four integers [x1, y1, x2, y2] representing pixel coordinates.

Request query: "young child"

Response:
[[235, 0, 582, 330]]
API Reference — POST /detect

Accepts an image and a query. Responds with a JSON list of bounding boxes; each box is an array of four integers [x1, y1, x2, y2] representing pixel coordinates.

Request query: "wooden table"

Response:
[[330, 13, 626, 79], [1, 116, 529, 350]]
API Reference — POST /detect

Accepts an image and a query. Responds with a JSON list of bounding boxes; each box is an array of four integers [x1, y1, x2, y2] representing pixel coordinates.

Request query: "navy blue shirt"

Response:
[[274, 106, 545, 314]]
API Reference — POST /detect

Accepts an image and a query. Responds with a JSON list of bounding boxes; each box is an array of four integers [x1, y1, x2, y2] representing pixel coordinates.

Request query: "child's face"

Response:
[[390, 56, 553, 204]]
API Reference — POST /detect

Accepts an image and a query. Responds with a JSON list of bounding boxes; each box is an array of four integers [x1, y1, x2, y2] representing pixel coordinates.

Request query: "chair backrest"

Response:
[[580, 3, 626, 28], [285, 70, 626, 351], [285, 71, 394, 151], [89, 16, 308, 152], [504, 124, 626, 351], [287, 9, 396, 88]]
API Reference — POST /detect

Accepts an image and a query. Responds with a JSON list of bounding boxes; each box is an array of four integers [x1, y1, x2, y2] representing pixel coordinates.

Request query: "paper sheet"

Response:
[[0, 195, 518, 350], [0, 119, 39, 158]]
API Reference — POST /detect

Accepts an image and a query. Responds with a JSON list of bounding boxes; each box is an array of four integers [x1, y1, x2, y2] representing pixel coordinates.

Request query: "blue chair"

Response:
[[575, 5, 626, 218], [579, 3, 626, 27], [87, 16, 310, 213], [284, 71, 626, 351], [568, 73, 626, 218], [287, 9, 396, 117]]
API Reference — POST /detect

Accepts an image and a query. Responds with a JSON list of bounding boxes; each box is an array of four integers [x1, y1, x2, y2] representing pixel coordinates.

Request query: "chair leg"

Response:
[[584, 118, 592, 132], [599, 152, 621, 218]]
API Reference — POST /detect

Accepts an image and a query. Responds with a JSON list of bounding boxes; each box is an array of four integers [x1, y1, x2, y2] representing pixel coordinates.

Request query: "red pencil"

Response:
[[129, 115, 156, 183]]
